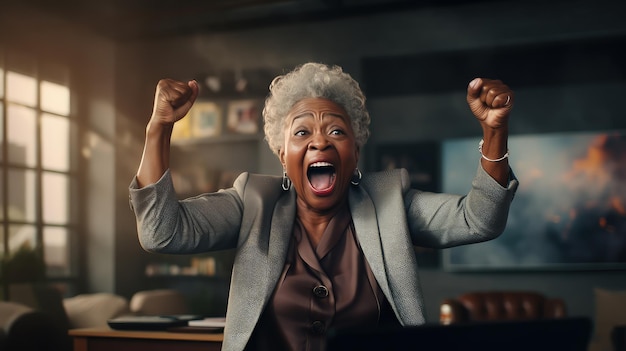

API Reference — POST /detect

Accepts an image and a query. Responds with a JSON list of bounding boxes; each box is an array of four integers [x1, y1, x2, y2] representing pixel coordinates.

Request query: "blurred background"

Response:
[[0, 0, 625, 322]]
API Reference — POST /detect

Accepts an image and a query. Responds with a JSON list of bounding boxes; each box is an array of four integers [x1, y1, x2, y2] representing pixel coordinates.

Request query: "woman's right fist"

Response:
[[151, 79, 199, 125]]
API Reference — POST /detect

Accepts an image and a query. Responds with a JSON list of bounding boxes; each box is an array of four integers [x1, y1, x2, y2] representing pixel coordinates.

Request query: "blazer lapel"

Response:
[[349, 186, 393, 302], [349, 170, 426, 326], [266, 188, 296, 292], [223, 176, 295, 351]]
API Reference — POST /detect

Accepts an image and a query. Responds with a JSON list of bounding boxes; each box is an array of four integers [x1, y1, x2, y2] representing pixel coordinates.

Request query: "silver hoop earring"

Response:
[[282, 171, 291, 191], [351, 168, 362, 186]]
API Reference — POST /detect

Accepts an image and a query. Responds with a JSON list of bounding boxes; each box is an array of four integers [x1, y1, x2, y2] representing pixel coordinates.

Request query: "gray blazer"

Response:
[[129, 164, 518, 351]]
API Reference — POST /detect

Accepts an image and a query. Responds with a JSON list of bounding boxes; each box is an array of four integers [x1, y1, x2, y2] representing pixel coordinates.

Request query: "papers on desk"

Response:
[[187, 317, 226, 328]]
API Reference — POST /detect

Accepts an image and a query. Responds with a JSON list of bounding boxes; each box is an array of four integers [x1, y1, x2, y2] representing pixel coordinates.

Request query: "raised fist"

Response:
[[150, 78, 199, 126], [466, 78, 513, 130]]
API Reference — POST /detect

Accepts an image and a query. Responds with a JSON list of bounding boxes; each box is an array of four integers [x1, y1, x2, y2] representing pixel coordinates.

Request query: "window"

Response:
[[1, 47, 78, 281]]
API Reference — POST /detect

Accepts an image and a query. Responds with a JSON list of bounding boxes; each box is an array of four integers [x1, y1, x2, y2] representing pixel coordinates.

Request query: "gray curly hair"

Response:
[[262, 62, 371, 157]]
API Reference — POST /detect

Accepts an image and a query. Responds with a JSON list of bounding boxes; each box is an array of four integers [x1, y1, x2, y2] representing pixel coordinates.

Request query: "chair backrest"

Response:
[[7, 283, 70, 331], [130, 289, 189, 316], [63, 292, 130, 328], [440, 291, 567, 324]]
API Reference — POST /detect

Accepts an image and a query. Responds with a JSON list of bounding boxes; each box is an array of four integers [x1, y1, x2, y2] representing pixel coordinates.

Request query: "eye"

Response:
[[330, 129, 344, 136], [295, 130, 307, 136]]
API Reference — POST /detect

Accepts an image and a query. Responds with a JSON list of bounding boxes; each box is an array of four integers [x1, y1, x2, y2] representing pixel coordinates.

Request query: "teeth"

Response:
[[310, 162, 333, 168]]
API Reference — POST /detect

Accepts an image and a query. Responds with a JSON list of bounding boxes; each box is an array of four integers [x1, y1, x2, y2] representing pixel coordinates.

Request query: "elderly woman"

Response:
[[130, 62, 518, 351]]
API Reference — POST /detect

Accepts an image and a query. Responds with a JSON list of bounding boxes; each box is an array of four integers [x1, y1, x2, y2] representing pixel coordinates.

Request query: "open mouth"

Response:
[[308, 161, 336, 193]]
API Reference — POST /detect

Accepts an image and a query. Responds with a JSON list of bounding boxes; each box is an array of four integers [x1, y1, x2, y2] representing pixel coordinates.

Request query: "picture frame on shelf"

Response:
[[226, 99, 261, 135], [191, 101, 222, 138]]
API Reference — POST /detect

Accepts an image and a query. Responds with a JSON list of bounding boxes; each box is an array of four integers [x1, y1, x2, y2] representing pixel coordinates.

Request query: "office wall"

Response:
[[114, 0, 626, 321]]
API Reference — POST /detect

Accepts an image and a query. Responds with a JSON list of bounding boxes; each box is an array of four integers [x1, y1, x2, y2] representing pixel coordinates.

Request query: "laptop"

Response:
[[107, 314, 204, 331], [326, 317, 592, 351]]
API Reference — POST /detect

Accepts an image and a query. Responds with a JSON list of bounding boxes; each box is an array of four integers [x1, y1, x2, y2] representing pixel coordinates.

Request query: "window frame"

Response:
[[0, 47, 80, 289]]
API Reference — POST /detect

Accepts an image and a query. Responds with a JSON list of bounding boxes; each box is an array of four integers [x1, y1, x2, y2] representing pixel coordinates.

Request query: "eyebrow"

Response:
[[291, 111, 347, 123]]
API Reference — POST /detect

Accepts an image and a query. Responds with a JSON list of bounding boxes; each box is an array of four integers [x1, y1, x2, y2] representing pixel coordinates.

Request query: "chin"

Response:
[[305, 189, 347, 211]]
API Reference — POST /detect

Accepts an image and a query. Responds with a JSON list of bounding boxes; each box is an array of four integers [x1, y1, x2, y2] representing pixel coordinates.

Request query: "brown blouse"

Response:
[[245, 206, 400, 351]]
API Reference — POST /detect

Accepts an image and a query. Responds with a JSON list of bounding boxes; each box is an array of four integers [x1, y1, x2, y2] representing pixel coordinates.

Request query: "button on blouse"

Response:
[[246, 206, 399, 351]]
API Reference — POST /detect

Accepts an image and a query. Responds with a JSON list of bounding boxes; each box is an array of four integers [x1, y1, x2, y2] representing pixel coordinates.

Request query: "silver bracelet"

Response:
[[478, 139, 509, 162]]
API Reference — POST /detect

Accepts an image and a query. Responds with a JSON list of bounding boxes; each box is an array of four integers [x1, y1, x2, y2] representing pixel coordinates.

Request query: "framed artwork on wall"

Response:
[[226, 99, 261, 135], [191, 101, 222, 138], [442, 130, 626, 271]]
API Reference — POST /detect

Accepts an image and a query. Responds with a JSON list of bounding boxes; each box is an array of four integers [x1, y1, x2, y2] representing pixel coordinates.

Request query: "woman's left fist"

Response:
[[466, 78, 513, 130]]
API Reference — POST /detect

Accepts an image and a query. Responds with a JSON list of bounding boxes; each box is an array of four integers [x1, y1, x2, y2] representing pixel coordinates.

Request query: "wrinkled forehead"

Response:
[[285, 98, 350, 123]]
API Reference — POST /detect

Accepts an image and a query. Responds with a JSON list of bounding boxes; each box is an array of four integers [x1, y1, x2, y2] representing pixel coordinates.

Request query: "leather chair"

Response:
[[439, 291, 567, 324]]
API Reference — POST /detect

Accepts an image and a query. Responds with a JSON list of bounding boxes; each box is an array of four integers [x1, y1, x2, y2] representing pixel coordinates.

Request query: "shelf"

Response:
[[171, 133, 262, 147]]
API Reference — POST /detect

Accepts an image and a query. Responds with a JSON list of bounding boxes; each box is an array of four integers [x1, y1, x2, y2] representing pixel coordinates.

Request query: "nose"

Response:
[[309, 131, 331, 151]]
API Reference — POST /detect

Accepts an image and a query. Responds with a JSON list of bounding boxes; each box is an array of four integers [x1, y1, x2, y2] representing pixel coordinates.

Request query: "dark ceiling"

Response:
[[9, 0, 502, 41]]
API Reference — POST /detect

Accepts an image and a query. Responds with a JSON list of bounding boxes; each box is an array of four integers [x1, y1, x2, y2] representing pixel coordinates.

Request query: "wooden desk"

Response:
[[69, 327, 223, 351]]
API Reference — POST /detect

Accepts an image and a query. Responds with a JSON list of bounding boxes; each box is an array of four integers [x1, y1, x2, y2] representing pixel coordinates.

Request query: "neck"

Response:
[[295, 197, 349, 248]]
